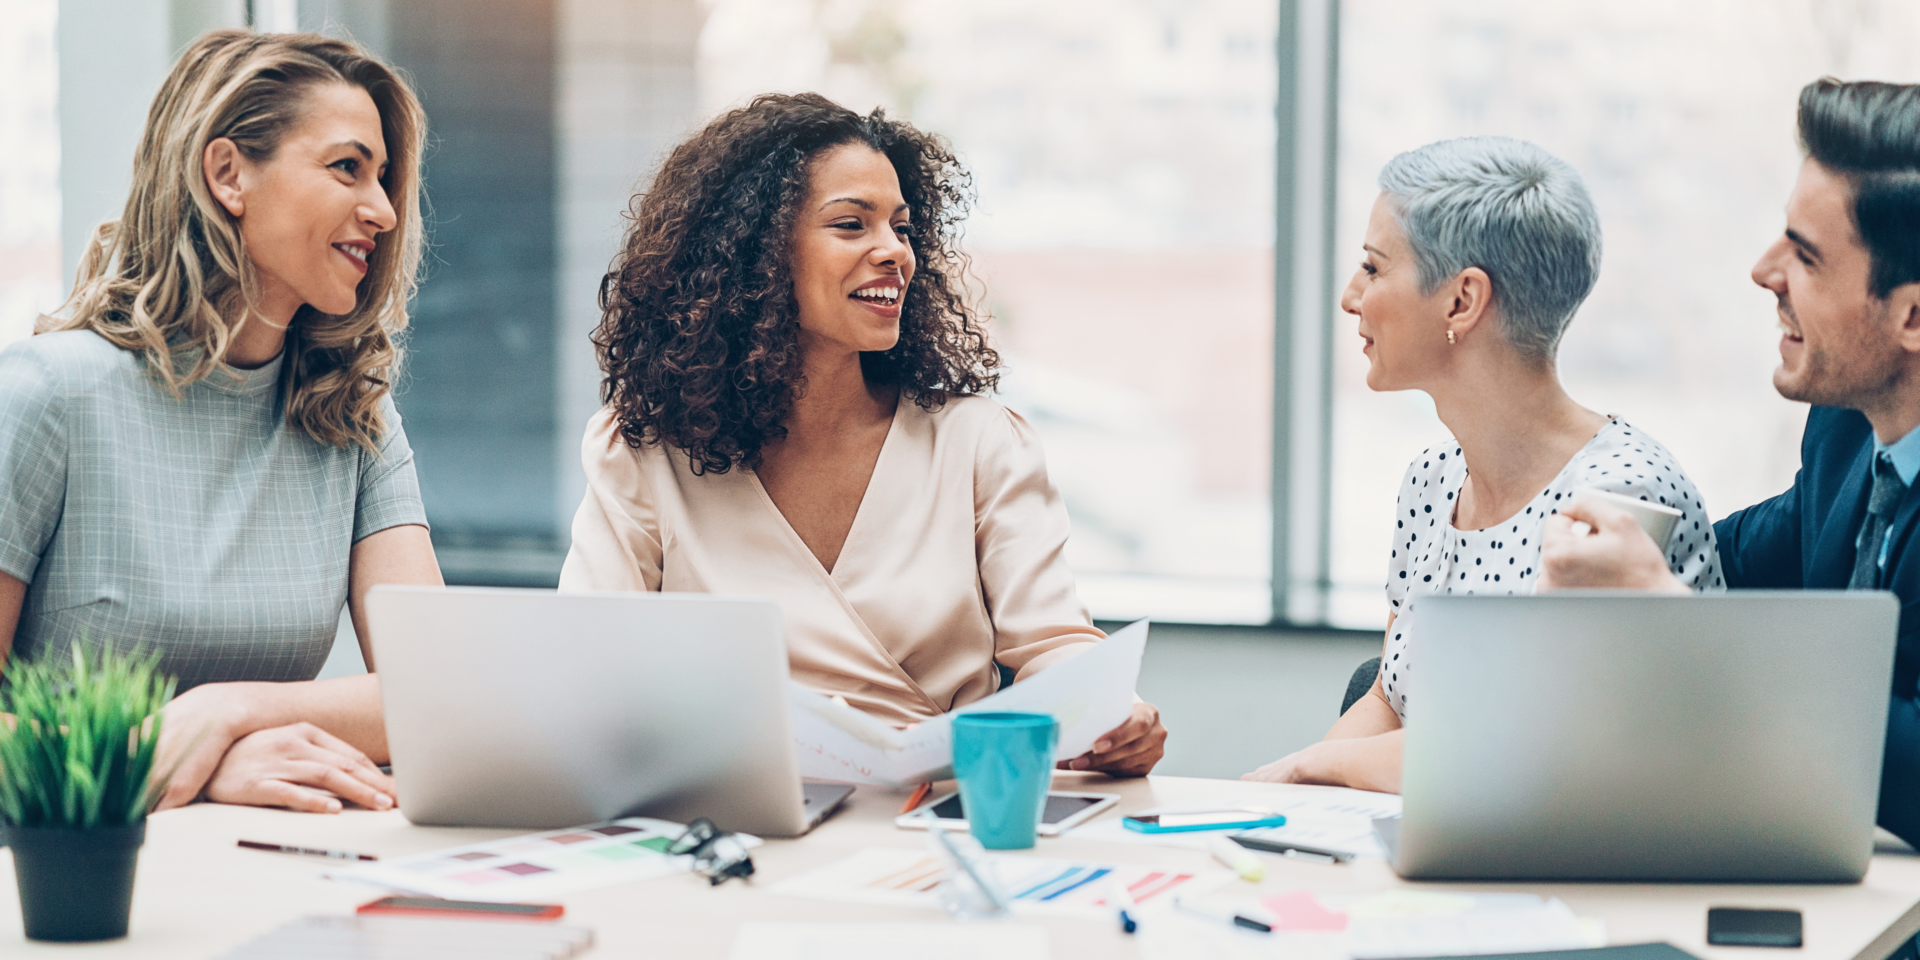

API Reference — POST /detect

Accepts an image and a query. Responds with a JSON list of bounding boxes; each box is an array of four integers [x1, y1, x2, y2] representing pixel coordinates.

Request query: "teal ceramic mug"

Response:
[[951, 712, 1059, 850]]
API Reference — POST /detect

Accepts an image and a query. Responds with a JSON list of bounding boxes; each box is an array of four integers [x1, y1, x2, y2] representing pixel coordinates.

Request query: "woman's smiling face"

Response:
[[788, 142, 915, 356], [1341, 192, 1448, 392], [208, 82, 398, 322]]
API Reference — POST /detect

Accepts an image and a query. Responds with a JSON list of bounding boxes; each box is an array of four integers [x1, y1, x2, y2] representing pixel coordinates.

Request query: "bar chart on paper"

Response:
[[770, 847, 1228, 918], [328, 818, 759, 901]]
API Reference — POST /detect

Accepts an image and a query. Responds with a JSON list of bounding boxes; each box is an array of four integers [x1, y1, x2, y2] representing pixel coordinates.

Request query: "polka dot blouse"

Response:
[[1381, 417, 1724, 720]]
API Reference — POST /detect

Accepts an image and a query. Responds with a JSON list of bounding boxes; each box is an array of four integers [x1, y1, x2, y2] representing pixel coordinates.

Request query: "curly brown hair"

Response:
[[593, 92, 999, 474]]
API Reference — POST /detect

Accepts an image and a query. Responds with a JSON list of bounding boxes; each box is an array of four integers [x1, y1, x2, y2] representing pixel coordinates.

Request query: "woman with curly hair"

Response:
[[561, 93, 1167, 775], [0, 31, 441, 812]]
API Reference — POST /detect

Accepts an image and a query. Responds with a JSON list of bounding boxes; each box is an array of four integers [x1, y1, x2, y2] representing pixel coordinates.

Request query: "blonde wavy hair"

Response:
[[42, 30, 425, 451]]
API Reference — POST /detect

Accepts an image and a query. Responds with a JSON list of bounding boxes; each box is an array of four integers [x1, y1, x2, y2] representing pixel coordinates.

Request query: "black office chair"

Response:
[[1340, 656, 1380, 716]]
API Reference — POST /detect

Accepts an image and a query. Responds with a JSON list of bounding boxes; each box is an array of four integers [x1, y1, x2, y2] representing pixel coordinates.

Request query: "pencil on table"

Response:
[[899, 782, 932, 815]]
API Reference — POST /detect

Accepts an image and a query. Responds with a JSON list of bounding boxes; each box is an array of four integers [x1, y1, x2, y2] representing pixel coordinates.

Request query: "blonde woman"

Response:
[[0, 31, 440, 813]]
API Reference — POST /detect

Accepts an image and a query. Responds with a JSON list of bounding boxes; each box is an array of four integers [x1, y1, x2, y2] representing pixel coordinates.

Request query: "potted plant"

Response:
[[0, 644, 174, 942]]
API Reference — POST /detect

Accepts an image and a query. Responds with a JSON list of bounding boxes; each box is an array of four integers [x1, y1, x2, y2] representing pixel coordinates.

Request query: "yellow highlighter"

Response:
[[1207, 834, 1265, 882]]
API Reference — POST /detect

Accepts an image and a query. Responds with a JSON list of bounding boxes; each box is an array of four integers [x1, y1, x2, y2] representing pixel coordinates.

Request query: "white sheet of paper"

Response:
[[790, 619, 1149, 786], [729, 923, 1050, 960], [1330, 892, 1604, 958], [1139, 891, 1600, 960], [767, 845, 1230, 919], [1071, 787, 1401, 859], [325, 818, 757, 902]]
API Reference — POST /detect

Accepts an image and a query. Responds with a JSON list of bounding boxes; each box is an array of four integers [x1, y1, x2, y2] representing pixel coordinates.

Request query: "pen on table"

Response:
[[924, 811, 1010, 915], [899, 781, 933, 816], [1105, 876, 1139, 934], [1175, 895, 1272, 934], [1207, 834, 1265, 881], [1228, 835, 1353, 864], [237, 839, 377, 862]]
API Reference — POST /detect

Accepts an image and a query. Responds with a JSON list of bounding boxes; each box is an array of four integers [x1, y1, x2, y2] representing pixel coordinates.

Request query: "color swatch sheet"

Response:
[[728, 923, 1051, 960], [1136, 890, 1604, 960], [789, 619, 1148, 785], [770, 845, 1227, 918], [210, 915, 594, 960], [1073, 787, 1401, 859], [327, 817, 759, 902]]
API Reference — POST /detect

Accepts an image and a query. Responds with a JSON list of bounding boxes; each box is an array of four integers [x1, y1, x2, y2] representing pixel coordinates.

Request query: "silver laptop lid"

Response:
[[368, 586, 810, 836], [1397, 591, 1896, 881]]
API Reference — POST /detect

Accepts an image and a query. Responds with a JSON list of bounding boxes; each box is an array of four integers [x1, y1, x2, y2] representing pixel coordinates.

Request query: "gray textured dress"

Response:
[[0, 330, 428, 690]]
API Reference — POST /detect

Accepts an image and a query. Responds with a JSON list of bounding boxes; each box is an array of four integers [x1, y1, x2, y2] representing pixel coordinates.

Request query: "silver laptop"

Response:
[[1382, 591, 1896, 882], [366, 586, 853, 838]]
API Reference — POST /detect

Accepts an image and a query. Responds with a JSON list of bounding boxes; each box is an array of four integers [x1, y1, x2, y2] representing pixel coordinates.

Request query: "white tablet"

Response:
[[894, 790, 1120, 836]]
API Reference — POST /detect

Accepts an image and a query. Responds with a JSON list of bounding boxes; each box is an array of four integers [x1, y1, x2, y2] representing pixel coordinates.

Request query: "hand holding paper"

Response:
[[1059, 700, 1166, 775], [789, 620, 1151, 786]]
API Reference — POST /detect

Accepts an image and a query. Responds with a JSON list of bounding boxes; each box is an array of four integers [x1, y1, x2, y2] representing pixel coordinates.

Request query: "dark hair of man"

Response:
[[1798, 78, 1920, 299], [592, 93, 999, 475]]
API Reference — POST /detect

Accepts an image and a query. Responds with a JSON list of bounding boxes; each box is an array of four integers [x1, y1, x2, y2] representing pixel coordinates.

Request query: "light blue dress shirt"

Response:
[[1869, 426, 1920, 572]]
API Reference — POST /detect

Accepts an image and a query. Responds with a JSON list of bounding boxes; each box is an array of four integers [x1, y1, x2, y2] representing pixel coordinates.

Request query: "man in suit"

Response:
[[1542, 77, 1920, 845]]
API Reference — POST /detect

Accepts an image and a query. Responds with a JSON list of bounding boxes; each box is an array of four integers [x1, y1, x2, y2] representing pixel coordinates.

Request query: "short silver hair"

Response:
[[1377, 136, 1602, 359]]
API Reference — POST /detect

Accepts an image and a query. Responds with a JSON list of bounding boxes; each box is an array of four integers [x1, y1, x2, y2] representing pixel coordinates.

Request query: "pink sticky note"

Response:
[[1259, 890, 1349, 932]]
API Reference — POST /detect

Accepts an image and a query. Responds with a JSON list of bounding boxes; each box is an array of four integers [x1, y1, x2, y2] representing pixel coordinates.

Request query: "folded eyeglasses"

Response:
[[668, 817, 755, 886]]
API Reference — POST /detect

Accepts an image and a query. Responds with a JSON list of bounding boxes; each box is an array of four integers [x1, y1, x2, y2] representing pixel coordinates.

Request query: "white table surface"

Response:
[[3, 772, 1918, 959]]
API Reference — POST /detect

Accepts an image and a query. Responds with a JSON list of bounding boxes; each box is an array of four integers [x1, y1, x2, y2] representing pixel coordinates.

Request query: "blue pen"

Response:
[[1106, 877, 1139, 934]]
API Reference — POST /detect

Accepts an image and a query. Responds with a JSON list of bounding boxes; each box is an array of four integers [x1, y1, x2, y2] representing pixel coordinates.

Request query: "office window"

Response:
[[700, 0, 1279, 623], [0, 0, 61, 349], [1325, 0, 1920, 628]]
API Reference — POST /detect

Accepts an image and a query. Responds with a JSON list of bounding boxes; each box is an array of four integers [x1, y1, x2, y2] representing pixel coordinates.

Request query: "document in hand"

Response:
[[788, 619, 1149, 786]]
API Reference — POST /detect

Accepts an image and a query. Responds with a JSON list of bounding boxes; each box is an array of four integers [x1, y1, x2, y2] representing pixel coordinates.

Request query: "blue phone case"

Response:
[[1121, 814, 1288, 834]]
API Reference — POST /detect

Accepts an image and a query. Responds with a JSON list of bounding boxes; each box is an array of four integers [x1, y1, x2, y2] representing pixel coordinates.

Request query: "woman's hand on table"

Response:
[[153, 681, 261, 810], [202, 722, 396, 814], [1058, 701, 1167, 776], [1241, 731, 1403, 794], [1242, 744, 1328, 784]]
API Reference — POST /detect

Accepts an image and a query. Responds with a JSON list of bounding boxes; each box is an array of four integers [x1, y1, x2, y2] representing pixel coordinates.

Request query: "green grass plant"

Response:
[[0, 644, 176, 829]]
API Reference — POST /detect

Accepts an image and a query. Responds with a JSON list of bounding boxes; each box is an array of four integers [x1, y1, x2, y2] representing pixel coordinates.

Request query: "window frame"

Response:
[[1270, 0, 1342, 627]]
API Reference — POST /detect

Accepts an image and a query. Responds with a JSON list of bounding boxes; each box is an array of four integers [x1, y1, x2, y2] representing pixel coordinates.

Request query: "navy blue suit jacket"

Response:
[[1714, 405, 1920, 844]]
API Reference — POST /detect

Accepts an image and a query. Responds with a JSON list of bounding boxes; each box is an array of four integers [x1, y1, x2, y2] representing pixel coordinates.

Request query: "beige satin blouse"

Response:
[[558, 393, 1104, 726]]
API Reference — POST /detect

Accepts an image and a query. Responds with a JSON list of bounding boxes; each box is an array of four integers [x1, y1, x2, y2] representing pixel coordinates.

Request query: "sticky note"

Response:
[[1259, 890, 1349, 932]]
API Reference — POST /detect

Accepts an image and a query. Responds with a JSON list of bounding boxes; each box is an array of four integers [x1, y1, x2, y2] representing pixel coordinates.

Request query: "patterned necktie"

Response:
[[1850, 454, 1908, 590]]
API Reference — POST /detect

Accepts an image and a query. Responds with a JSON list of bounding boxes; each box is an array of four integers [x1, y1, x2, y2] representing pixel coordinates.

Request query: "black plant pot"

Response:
[[6, 820, 145, 942]]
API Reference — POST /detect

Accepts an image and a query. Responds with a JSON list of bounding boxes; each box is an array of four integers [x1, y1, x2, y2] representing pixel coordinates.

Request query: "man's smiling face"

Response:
[[1756, 158, 1897, 410]]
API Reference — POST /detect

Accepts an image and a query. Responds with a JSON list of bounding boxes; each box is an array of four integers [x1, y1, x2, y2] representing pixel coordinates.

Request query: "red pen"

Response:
[[238, 839, 377, 861]]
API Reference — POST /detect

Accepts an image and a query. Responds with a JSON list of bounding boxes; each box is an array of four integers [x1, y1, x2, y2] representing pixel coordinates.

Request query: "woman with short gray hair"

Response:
[[1244, 137, 1723, 792]]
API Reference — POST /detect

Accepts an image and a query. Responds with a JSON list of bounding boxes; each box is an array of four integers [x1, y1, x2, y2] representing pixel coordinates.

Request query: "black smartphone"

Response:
[[1706, 907, 1802, 948]]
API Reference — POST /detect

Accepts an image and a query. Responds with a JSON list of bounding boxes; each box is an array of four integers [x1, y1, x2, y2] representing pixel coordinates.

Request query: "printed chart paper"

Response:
[[1072, 786, 1400, 859], [770, 845, 1226, 919], [790, 619, 1149, 785], [1137, 891, 1601, 960], [327, 818, 759, 902]]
